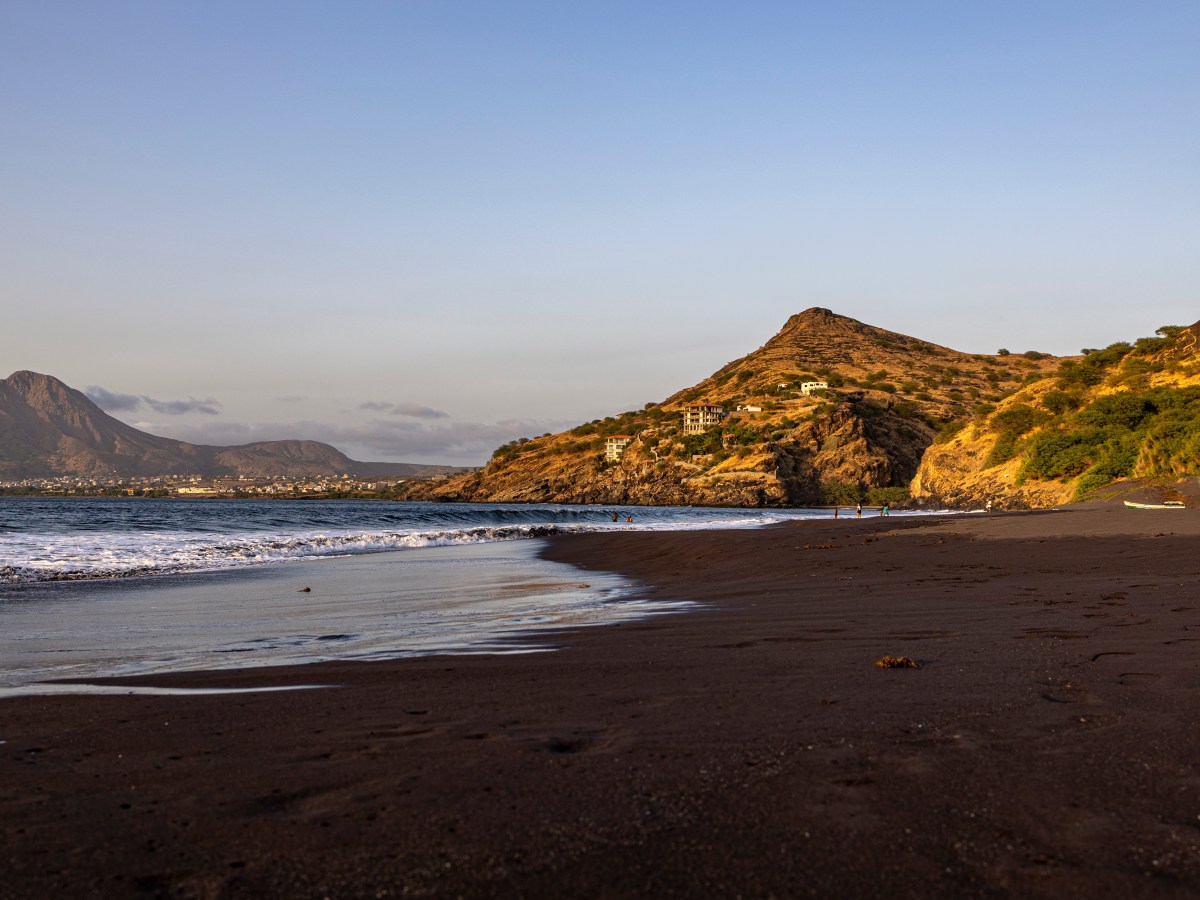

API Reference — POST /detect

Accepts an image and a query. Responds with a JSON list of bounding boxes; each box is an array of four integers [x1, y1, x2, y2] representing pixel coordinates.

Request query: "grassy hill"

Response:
[[912, 322, 1200, 508]]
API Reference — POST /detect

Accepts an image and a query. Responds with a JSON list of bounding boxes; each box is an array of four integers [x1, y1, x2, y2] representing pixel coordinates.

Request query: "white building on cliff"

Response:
[[682, 404, 726, 434], [605, 435, 634, 461]]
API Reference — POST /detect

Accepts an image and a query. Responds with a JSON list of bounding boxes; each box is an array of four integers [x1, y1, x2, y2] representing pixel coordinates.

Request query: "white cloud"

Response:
[[358, 400, 449, 419], [86, 385, 221, 416], [143, 416, 574, 465]]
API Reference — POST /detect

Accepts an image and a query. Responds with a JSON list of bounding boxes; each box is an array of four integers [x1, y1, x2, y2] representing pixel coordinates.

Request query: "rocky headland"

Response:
[[405, 309, 1199, 509]]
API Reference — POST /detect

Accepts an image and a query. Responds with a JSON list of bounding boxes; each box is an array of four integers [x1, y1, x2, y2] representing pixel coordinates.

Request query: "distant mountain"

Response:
[[406, 308, 1065, 507], [0, 371, 466, 480]]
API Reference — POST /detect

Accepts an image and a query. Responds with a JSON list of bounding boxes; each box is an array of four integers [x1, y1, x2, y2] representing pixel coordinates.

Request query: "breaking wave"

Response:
[[0, 496, 941, 586], [0, 523, 582, 583]]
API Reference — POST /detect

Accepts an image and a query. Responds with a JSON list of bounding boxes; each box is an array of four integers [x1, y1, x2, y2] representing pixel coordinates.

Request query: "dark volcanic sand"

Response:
[[3, 508, 1200, 898]]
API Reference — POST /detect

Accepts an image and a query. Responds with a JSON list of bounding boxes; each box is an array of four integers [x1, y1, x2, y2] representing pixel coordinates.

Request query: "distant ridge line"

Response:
[[0, 371, 467, 480]]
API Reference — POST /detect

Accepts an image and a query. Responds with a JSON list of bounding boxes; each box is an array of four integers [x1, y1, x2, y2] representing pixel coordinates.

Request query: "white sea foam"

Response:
[[1, 525, 573, 582], [0, 502, 844, 584]]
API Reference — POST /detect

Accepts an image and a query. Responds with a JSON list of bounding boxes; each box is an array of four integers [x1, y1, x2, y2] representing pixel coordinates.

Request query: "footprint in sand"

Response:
[[1118, 672, 1162, 686]]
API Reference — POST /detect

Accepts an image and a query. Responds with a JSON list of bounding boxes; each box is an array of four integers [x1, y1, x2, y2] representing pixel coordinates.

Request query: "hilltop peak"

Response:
[[6, 370, 65, 389], [3, 370, 91, 414], [778, 307, 851, 332], [757, 309, 951, 365], [788, 306, 838, 322], [767, 308, 904, 348]]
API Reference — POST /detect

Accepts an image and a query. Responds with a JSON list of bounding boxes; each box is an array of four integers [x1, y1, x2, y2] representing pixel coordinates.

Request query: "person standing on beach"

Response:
[[986, 499, 993, 514], [856, 502, 862, 518], [612, 511, 619, 522]]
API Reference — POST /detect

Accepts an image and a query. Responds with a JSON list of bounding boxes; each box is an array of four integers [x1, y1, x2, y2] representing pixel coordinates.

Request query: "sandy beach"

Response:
[[4, 506, 1200, 898]]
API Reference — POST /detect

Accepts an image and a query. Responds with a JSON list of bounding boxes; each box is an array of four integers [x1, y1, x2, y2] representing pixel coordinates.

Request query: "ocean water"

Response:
[[0, 497, 834, 583], [0, 498, 918, 695]]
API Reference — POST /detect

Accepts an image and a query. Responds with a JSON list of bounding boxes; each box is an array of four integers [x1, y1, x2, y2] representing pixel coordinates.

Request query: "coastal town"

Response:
[[0, 473, 430, 498]]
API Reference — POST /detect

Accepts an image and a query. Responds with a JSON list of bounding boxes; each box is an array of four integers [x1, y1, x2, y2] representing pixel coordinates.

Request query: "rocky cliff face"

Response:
[[410, 309, 1060, 507]]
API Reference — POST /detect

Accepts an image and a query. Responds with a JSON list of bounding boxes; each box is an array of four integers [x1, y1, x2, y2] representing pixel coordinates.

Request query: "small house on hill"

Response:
[[682, 404, 726, 434], [605, 435, 634, 461], [800, 381, 828, 395]]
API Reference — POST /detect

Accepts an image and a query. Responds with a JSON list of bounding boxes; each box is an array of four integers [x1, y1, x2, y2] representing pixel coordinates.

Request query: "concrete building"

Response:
[[605, 435, 634, 462], [800, 381, 829, 395], [682, 404, 726, 434]]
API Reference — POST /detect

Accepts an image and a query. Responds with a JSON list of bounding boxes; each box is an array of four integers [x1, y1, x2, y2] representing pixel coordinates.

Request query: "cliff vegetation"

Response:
[[912, 323, 1200, 508]]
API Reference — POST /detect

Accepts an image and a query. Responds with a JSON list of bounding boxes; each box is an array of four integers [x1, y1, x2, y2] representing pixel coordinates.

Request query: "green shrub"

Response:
[[983, 403, 1052, 467], [991, 403, 1051, 436], [821, 480, 863, 506], [1041, 390, 1077, 415], [680, 428, 723, 457], [1074, 393, 1152, 431], [1055, 360, 1104, 389], [1134, 335, 1169, 354], [1083, 341, 1133, 369], [1015, 386, 1200, 487], [1073, 471, 1112, 498], [1019, 428, 1106, 480], [866, 486, 910, 507]]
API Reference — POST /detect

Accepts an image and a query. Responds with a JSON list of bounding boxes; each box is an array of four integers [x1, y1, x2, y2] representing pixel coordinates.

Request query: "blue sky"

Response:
[[2, 1, 1197, 464]]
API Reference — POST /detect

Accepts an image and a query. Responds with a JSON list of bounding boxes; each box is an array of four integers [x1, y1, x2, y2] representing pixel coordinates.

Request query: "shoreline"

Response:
[[0, 540, 669, 695], [4, 507, 1200, 897]]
